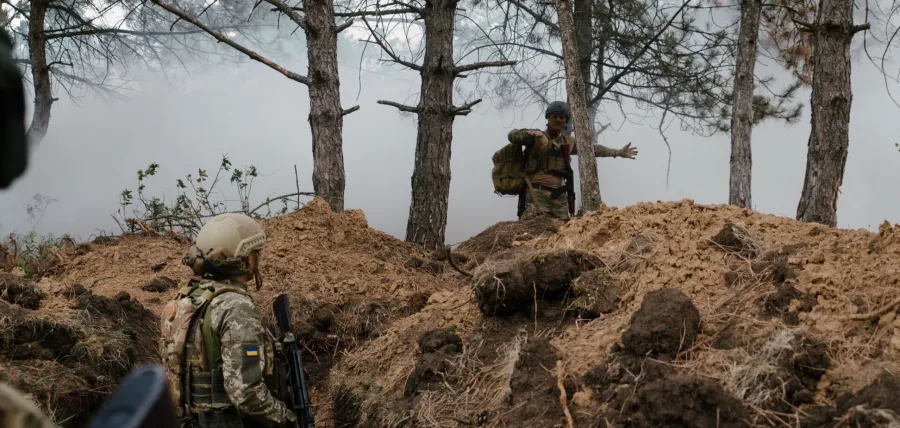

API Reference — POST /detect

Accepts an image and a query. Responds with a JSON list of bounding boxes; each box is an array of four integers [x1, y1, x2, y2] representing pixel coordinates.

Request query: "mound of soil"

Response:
[[0, 288, 158, 427], [5, 197, 900, 428], [0, 273, 45, 309], [329, 200, 900, 427], [621, 374, 751, 427], [570, 268, 620, 318], [621, 288, 701, 359], [0, 197, 465, 425], [472, 248, 602, 316], [456, 216, 562, 267]]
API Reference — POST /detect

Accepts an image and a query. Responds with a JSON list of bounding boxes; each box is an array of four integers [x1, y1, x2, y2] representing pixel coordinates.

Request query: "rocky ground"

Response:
[[2, 198, 899, 427]]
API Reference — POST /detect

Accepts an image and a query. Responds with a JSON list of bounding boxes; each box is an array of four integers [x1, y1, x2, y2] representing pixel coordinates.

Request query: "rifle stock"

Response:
[[273, 293, 315, 428]]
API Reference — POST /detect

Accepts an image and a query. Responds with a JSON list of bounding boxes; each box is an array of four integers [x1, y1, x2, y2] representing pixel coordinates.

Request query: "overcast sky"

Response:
[[1, 16, 898, 245]]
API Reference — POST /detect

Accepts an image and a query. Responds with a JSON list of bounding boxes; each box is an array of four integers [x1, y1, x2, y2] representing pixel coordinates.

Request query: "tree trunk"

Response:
[[575, 0, 593, 117], [795, 0, 864, 226], [556, 0, 603, 211], [303, 0, 345, 212], [728, 0, 762, 209], [27, 0, 52, 144], [405, 0, 457, 249]]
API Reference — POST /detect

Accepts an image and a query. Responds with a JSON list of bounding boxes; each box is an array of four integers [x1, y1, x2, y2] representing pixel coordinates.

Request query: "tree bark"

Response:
[[27, 0, 52, 145], [575, 0, 593, 125], [303, 0, 346, 212], [795, 0, 865, 226], [557, 0, 603, 211], [405, 0, 457, 249], [728, 0, 762, 209]]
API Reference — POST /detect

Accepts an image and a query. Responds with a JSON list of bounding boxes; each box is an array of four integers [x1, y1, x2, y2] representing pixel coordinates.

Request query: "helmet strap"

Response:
[[253, 264, 262, 291]]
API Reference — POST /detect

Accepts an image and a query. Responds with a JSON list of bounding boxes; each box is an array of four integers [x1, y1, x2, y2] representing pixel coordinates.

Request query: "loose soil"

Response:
[[2, 198, 900, 428]]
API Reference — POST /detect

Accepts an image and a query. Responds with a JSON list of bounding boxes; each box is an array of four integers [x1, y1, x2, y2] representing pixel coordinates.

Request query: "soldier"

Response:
[[161, 212, 297, 428], [507, 101, 638, 220]]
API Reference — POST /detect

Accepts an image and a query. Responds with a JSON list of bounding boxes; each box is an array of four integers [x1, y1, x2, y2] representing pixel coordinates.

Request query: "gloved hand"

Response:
[[618, 143, 638, 159]]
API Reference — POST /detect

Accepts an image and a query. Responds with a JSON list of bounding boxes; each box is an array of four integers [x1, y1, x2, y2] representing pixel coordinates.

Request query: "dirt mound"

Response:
[[621, 288, 701, 359], [329, 199, 900, 427], [0, 197, 466, 425], [0, 273, 45, 309], [4, 197, 900, 427], [0, 282, 159, 427], [456, 215, 562, 266], [471, 248, 602, 316], [622, 374, 751, 427]]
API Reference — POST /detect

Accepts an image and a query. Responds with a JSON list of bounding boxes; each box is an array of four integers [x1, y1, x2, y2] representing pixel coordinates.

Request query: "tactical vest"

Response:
[[160, 279, 283, 420], [525, 134, 571, 178]]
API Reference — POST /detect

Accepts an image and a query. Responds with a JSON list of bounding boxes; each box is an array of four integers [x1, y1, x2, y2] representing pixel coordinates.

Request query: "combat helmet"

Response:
[[182, 213, 266, 287], [545, 101, 571, 121]]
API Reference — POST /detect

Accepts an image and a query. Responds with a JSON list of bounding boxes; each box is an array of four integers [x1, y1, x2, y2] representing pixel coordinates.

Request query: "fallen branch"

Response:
[[248, 191, 316, 215], [446, 245, 472, 277], [556, 360, 575, 428], [125, 217, 154, 233], [844, 295, 900, 321]]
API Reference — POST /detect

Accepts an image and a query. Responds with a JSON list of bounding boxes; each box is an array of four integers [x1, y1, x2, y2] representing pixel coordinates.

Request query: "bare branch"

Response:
[[149, 0, 309, 85], [454, 59, 516, 75], [273, 6, 418, 18], [452, 98, 482, 115], [590, 0, 693, 105], [336, 20, 354, 33], [342, 105, 360, 116], [262, 0, 307, 31], [44, 28, 206, 40], [249, 192, 315, 215], [852, 23, 872, 34], [508, 0, 559, 31], [360, 17, 423, 71], [377, 99, 421, 113]]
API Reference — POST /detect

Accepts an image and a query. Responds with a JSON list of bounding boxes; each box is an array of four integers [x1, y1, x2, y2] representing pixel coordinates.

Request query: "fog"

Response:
[[1, 25, 898, 245]]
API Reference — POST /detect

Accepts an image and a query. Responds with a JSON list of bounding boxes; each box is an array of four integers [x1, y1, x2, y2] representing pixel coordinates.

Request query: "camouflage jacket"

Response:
[[507, 128, 620, 158], [160, 278, 296, 426], [206, 286, 296, 425]]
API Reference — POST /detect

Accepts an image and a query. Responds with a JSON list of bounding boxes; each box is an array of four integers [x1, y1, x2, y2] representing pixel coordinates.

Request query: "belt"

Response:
[[532, 183, 568, 198]]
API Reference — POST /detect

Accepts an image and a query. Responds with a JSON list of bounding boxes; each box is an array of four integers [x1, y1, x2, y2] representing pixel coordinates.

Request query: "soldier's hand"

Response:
[[619, 143, 638, 159], [531, 130, 544, 139]]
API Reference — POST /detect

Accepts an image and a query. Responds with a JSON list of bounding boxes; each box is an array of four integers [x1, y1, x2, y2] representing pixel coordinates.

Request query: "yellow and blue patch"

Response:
[[244, 344, 259, 357]]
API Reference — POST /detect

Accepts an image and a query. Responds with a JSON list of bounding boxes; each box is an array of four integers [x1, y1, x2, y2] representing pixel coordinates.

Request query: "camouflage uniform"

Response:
[[160, 213, 297, 428], [163, 280, 297, 427], [0, 383, 55, 428], [507, 101, 631, 220]]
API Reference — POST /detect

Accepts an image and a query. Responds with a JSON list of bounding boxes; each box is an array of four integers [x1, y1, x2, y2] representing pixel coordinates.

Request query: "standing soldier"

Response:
[[161, 213, 297, 427], [506, 101, 638, 219]]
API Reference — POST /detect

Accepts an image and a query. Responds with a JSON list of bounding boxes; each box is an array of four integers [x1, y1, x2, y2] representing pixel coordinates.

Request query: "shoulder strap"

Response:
[[561, 136, 574, 169], [196, 284, 250, 370]]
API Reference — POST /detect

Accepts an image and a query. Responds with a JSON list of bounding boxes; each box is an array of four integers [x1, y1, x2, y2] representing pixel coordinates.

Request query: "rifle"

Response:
[[562, 141, 576, 216], [273, 293, 315, 428]]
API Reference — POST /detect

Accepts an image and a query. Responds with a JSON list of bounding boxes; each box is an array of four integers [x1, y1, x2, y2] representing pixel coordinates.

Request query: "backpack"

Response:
[[492, 143, 529, 195], [159, 279, 249, 417]]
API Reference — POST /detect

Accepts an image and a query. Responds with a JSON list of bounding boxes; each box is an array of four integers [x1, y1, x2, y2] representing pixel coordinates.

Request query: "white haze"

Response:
[[0, 13, 899, 245]]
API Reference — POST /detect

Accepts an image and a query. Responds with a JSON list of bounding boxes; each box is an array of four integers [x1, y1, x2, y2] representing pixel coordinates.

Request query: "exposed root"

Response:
[[843, 295, 900, 321], [556, 360, 574, 428], [446, 245, 473, 278]]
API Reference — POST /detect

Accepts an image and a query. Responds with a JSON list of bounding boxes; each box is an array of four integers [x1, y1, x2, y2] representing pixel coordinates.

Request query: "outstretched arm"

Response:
[[570, 140, 638, 159]]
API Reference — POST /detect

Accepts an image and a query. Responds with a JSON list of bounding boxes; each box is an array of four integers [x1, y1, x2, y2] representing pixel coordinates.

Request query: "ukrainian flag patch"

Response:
[[244, 344, 259, 357]]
